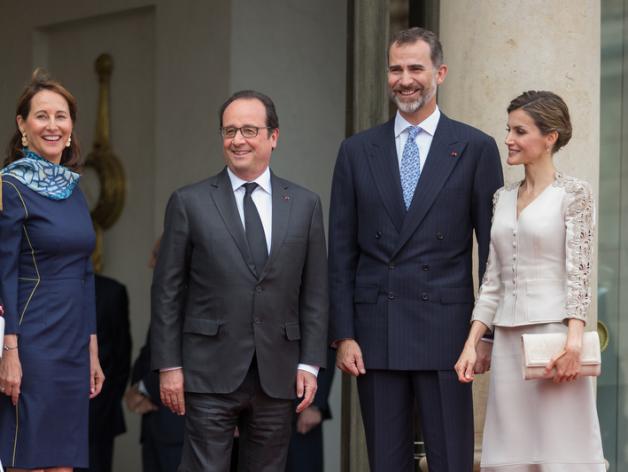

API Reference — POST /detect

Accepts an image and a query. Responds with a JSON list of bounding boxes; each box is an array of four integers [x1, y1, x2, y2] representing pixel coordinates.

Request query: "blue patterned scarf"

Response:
[[0, 149, 79, 200]]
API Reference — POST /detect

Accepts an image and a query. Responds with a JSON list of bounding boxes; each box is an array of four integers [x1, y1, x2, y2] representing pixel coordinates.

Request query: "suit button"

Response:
[[388, 263, 396, 270], [254, 317, 261, 323], [375, 231, 382, 239], [422, 264, 430, 271], [387, 292, 395, 300], [421, 293, 429, 301], [435, 232, 444, 240], [255, 286, 263, 293]]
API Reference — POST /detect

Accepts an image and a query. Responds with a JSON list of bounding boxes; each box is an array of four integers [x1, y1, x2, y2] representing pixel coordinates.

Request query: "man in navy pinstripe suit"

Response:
[[329, 27, 503, 471]]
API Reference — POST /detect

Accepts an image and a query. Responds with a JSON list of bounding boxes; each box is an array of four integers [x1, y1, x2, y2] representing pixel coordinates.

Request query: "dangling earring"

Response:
[[66, 136, 72, 148], [21, 132, 28, 147]]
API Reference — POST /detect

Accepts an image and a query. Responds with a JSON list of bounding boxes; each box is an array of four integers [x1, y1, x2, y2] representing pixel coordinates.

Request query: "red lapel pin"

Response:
[[282, 195, 290, 201]]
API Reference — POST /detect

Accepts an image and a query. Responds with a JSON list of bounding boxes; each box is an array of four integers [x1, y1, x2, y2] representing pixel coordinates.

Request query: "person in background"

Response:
[[285, 349, 336, 472], [76, 273, 131, 472], [0, 69, 104, 471], [125, 239, 184, 472]]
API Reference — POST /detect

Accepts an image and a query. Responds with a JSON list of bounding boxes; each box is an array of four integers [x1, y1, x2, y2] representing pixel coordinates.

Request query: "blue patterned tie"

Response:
[[400, 126, 421, 210]]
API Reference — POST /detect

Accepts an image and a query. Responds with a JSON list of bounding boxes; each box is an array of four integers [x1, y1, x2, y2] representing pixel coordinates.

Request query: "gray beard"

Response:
[[393, 95, 425, 114], [389, 84, 437, 114]]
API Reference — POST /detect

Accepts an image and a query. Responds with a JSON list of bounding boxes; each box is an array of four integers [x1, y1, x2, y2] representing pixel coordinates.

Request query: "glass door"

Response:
[[600, 1, 628, 469]]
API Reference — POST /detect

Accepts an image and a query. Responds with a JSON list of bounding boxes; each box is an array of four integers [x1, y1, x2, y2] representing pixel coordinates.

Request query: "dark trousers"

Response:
[[357, 369, 474, 472], [178, 361, 294, 472], [285, 423, 323, 472], [142, 434, 183, 472], [75, 435, 113, 472]]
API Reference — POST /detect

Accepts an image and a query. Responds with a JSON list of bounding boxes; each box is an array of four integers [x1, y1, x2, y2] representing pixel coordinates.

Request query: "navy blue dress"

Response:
[[0, 174, 96, 469]]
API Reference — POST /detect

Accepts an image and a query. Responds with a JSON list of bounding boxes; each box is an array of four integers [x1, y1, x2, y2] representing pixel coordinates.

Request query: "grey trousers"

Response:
[[178, 361, 294, 472]]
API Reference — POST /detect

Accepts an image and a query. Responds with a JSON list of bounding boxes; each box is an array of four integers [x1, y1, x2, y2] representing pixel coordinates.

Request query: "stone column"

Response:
[[439, 0, 600, 189], [437, 2, 601, 470], [343, 1, 390, 470]]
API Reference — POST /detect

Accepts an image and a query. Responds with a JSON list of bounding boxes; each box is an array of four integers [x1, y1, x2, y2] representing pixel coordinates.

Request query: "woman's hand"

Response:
[[545, 346, 581, 383], [89, 334, 105, 398], [454, 320, 489, 383], [545, 319, 585, 383], [455, 343, 477, 383], [0, 335, 22, 406]]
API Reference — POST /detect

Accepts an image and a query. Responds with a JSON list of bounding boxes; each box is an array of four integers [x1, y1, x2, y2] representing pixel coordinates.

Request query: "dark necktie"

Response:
[[243, 182, 268, 275]]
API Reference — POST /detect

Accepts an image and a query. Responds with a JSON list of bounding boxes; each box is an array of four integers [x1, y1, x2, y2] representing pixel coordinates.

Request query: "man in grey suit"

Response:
[[151, 90, 328, 472]]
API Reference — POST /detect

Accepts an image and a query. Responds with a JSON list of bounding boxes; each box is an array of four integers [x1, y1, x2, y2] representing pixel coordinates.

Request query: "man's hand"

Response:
[[295, 370, 317, 413], [474, 339, 493, 374], [336, 339, 366, 376], [160, 369, 185, 416], [296, 405, 323, 434]]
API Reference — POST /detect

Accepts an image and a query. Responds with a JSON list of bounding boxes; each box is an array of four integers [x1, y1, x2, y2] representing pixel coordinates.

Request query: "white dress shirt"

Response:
[[394, 106, 441, 171], [227, 167, 273, 252], [227, 167, 319, 377]]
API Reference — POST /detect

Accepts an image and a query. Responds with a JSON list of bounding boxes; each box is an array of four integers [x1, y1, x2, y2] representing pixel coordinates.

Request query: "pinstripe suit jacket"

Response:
[[328, 113, 503, 370]]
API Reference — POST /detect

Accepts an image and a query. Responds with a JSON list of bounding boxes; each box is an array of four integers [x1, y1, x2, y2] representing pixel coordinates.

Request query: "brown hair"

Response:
[[507, 91, 572, 154], [5, 68, 82, 171], [389, 27, 444, 67]]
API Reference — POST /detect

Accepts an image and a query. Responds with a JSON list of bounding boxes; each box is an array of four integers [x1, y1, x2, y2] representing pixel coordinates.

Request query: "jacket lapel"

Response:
[[209, 168, 257, 277], [393, 114, 467, 257], [366, 120, 405, 232], [259, 173, 292, 279]]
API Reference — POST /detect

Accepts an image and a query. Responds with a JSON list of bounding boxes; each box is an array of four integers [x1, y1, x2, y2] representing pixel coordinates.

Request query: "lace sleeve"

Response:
[[563, 178, 595, 323]]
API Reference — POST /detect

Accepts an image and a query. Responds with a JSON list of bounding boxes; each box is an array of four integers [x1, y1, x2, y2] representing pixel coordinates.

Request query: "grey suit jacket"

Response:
[[151, 167, 328, 400]]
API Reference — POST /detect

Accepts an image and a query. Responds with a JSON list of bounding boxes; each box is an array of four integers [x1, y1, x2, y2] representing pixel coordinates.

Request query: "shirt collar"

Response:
[[394, 106, 441, 138], [227, 166, 272, 194]]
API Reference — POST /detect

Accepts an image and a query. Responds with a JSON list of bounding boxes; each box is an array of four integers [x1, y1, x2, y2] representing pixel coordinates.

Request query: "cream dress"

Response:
[[472, 172, 606, 471]]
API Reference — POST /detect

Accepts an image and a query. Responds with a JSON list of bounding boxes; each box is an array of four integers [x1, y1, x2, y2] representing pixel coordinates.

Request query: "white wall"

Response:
[[0, 1, 345, 470]]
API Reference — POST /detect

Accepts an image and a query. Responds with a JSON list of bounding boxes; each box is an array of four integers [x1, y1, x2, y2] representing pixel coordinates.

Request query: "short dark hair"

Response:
[[389, 27, 444, 67], [507, 91, 572, 154], [5, 68, 82, 171], [219, 90, 279, 134]]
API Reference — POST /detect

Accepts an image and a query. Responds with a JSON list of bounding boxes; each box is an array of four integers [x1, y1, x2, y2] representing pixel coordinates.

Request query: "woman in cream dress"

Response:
[[455, 91, 605, 471]]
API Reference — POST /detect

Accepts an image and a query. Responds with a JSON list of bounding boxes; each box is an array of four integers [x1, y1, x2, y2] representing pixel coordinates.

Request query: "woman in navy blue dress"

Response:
[[0, 70, 105, 471]]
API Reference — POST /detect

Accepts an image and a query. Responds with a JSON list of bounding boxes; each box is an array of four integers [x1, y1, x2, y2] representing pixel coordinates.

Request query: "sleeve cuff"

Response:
[[159, 366, 182, 372], [298, 363, 319, 376], [137, 380, 150, 396]]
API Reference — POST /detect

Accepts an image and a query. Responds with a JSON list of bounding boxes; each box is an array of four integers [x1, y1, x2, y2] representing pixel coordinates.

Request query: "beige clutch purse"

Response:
[[521, 331, 601, 380]]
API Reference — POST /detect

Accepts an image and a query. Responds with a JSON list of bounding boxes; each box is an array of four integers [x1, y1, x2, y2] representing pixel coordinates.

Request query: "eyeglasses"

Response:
[[219, 126, 272, 139]]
